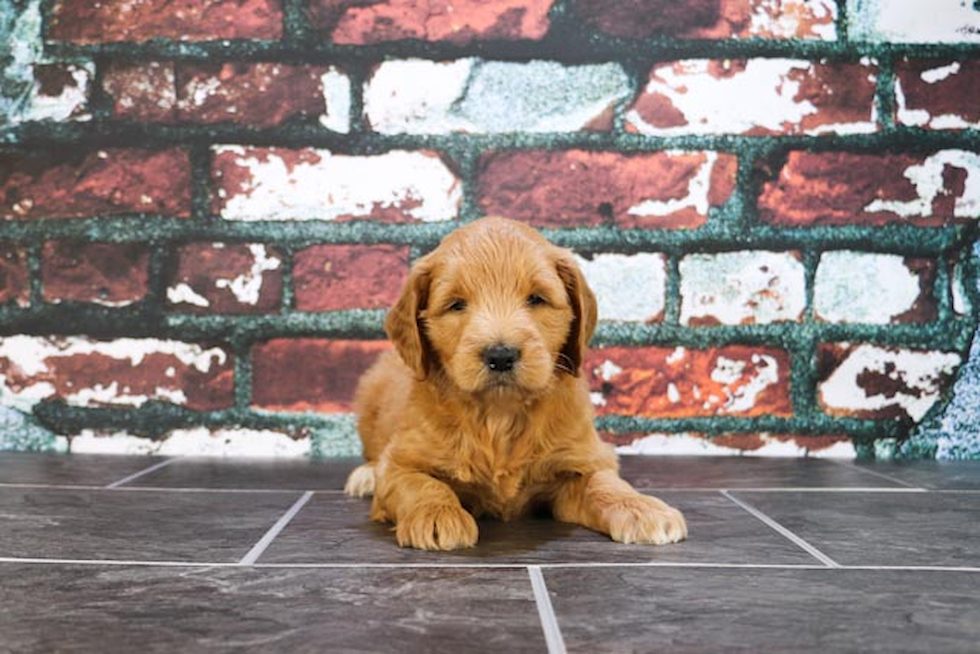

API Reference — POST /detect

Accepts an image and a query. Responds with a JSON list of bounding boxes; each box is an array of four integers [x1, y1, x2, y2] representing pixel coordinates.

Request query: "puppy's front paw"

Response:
[[396, 503, 479, 551], [604, 495, 687, 545], [343, 463, 376, 498]]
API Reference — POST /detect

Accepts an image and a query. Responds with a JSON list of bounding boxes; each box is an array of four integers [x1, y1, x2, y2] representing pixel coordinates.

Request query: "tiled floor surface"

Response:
[[1, 453, 979, 653]]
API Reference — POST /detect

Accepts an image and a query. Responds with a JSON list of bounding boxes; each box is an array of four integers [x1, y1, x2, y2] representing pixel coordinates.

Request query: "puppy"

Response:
[[344, 217, 686, 550]]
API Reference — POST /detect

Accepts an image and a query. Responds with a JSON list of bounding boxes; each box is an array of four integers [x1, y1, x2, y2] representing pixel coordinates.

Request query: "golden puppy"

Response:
[[344, 217, 686, 550]]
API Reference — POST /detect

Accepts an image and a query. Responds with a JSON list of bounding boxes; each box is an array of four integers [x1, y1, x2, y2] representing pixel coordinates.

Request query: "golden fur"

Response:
[[344, 217, 687, 550]]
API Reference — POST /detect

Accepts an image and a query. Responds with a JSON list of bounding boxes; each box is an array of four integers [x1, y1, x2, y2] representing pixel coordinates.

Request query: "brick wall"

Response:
[[0, 0, 978, 459]]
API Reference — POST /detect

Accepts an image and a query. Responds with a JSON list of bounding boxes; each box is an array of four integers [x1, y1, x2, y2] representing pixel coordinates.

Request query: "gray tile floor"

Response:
[[1, 453, 978, 653]]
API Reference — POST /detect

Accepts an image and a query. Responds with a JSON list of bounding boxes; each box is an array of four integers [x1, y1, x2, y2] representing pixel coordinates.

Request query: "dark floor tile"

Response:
[[258, 491, 817, 565], [0, 488, 303, 563], [853, 460, 980, 490], [618, 455, 905, 489], [125, 457, 358, 491], [0, 453, 170, 487], [545, 567, 980, 654], [0, 564, 543, 654], [731, 491, 980, 567]]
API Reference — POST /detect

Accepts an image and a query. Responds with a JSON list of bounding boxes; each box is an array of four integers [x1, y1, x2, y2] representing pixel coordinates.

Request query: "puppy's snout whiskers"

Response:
[[554, 352, 576, 376]]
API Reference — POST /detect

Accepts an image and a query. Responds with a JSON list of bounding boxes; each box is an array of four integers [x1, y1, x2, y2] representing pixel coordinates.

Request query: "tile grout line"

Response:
[[720, 490, 841, 569], [528, 565, 568, 654], [238, 491, 314, 566], [3, 557, 980, 573], [824, 459, 923, 489], [104, 458, 178, 489], [0, 482, 946, 494]]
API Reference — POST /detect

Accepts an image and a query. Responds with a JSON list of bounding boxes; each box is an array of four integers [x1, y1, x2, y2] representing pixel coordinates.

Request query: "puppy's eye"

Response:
[[447, 299, 467, 313], [527, 294, 547, 307]]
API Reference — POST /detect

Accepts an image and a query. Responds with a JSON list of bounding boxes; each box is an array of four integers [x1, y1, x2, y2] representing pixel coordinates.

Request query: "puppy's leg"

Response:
[[372, 467, 478, 551], [344, 462, 376, 498], [552, 470, 687, 545]]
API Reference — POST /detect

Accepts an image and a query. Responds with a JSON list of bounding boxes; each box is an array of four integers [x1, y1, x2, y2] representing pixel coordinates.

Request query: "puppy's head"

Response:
[[386, 217, 597, 396]]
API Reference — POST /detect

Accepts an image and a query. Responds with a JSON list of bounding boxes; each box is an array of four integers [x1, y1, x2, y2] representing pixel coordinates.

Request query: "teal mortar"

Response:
[[1, 0, 979, 457]]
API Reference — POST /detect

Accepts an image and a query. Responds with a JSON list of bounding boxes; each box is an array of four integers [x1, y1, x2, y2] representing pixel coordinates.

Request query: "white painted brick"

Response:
[[814, 251, 923, 324], [848, 0, 980, 43], [576, 253, 666, 323], [819, 345, 961, 421], [214, 147, 461, 223], [626, 59, 877, 137], [679, 251, 806, 325], [364, 59, 631, 134], [70, 427, 311, 457]]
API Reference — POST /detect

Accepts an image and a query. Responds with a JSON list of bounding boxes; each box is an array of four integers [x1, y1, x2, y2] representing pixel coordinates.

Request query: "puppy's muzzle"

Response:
[[482, 344, 521, 373]]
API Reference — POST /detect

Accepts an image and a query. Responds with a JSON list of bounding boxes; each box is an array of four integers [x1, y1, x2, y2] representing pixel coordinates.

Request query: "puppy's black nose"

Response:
[[483, 344, 520, 373]]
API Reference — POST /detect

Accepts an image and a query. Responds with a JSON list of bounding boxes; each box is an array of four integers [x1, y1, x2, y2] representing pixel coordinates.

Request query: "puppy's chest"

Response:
[[442, 423, 550, 519]]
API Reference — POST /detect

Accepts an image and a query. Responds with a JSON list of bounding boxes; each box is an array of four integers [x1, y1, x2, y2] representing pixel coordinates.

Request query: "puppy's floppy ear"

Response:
[[385, 255, 435, 379], [555, 253, 598, 376]]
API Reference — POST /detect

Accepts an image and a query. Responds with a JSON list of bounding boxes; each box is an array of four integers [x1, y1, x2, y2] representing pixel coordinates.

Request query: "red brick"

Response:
[[0, 337, 234, 411], [477, 150, 737, 229], [627, 59, 877, 136], [167, 243, 283, 314], [312, 0, 552, 44], [42, 242, 150, 306], [571, 0, 836, 40], [251, 339, 390, 412], [757, 150, 979, 227], [0, 149, 192, 220], [0, 244, 29, 307], [294, 245, 409, 312], [48, 0, 283, 44], [103, 62, 342, 128], [102, 62, 178, 123], [895, 59, 980, 130], [585, 345, 792, 418]]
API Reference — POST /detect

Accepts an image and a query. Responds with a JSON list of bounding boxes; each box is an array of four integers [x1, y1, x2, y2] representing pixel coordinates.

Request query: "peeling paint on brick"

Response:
[[616, 432, 855, 458], [478, 150, 736, 229], [319, 67, 351, 133], [167, 242, 282, 313], [758, 150, 980, 227], [627, 59, 877, 136], [896, 59, 980, 130], [572, 0, 836, 40], [0, 337, 232, 411], [863, 150, 980, 220], [212, 146, 461, 223], [70, 427, 311, 457], [819, 344, 962, 421], [814, 251, 935, 324], [680, 251, 805, 325], [364, 59, 631, 134], [577, 253, 666, 323], [848, 0, 980, 43], [586, 346, 792, 418]]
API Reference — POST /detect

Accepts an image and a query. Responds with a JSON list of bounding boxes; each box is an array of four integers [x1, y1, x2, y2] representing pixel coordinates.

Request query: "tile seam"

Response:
[[719, 490, 841, 568], [104, 458, 178, 488], [2, 558, 980, 573], [238, 490, 314, 565], [528, 565, 568, 654]]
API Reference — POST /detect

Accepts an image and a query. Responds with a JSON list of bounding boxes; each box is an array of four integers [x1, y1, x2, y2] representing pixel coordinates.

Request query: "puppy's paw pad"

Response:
[[605, 497, 687, 546], [396, 504, 479, 551], [343, 464, 376, 498]]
